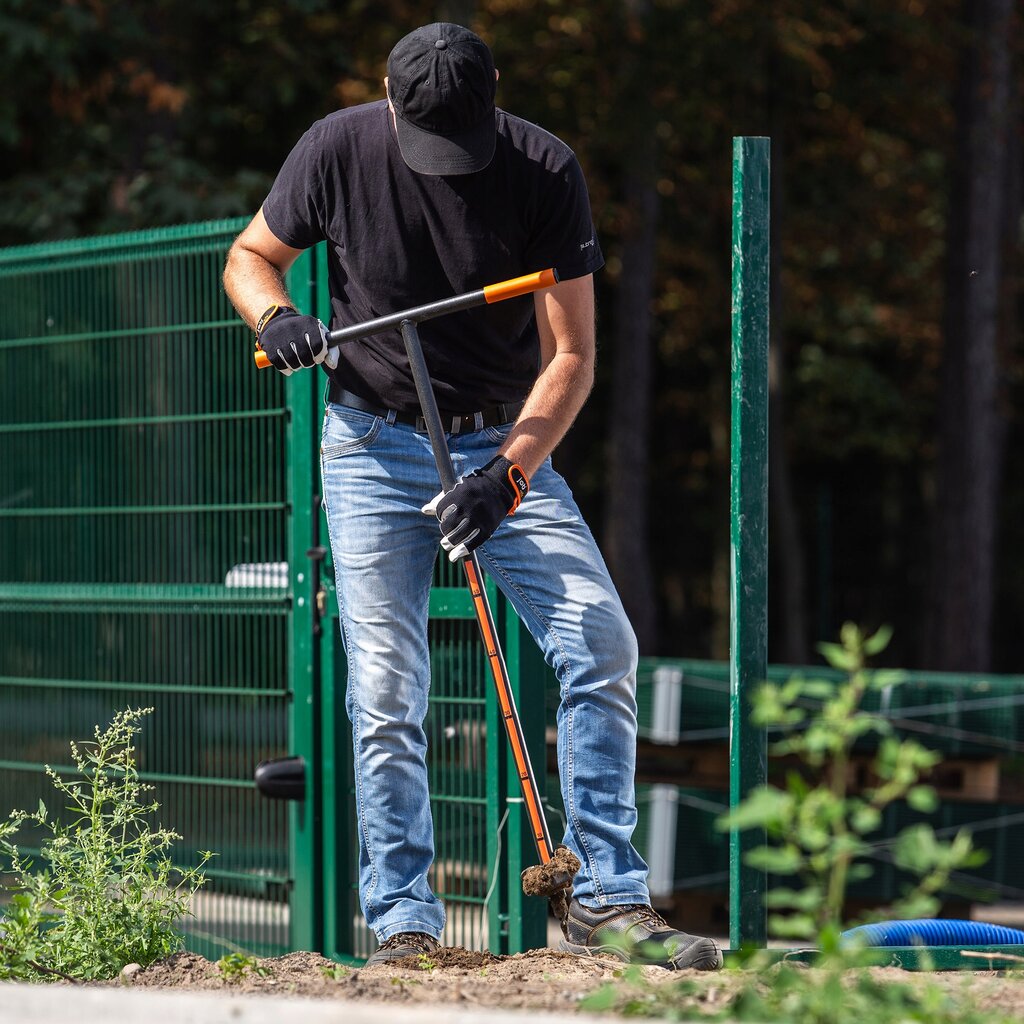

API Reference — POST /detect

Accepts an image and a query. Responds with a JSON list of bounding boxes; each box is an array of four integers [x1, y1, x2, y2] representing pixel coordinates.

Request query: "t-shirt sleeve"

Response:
[[261, 125, 327, 250], [524, 152, 604, 282]]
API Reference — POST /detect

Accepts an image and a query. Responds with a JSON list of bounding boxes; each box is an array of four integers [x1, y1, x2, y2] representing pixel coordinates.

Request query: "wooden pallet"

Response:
[[631, 740, 1006, 803], [850, 755, 1001, 801]]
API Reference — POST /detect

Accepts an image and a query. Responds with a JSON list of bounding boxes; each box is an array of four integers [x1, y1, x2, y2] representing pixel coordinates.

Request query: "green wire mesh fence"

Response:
[[0, 218, 294, 957], [629, 660, 1024, 937], [4, 219, 1024, 960], [0, 219, 550, 960]]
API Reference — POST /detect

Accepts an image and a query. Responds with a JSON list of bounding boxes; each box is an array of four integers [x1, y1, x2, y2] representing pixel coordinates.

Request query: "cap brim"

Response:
[[394, 109, 496, 176]]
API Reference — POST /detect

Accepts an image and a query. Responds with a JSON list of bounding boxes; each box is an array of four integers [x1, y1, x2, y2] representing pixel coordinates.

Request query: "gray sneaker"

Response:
[[364, 931, 441, 968], [560, 900, 723, 971]]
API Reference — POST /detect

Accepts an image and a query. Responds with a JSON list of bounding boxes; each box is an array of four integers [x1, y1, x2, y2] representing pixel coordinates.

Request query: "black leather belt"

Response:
[[327, 382, 523, 435]]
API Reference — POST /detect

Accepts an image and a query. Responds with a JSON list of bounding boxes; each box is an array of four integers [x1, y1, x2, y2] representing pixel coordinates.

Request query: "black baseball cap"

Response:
[[386, 23, 497, 175]]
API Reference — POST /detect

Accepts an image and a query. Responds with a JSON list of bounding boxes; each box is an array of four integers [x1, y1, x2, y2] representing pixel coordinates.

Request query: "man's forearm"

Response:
[[498, 350, 594, 478], [223, 210, 306, 331], [223, 246, 294, 332]]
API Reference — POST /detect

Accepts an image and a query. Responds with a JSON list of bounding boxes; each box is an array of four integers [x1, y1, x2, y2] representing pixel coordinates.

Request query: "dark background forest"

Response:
[[1, 0, 1020, 672]]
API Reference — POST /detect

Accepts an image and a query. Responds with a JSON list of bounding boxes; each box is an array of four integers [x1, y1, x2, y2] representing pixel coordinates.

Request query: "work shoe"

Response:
[[560, 900, 723, 971], [364, 931, 441, 968]]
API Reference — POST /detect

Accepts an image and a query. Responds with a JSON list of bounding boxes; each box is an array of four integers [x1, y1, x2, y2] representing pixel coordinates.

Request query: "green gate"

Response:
[[0, 218, 306, 956], [0, 219, 549, 960], [317, 557, 550, 960]]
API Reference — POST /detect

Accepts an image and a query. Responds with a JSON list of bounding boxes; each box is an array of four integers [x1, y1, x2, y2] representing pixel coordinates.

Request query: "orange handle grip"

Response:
[[254, 349, 271, 370], [483, 268, 558, 304]]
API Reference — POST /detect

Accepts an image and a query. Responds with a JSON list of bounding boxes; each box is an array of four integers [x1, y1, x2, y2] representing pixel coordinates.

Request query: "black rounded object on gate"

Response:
[[255, 755, 306, 800]]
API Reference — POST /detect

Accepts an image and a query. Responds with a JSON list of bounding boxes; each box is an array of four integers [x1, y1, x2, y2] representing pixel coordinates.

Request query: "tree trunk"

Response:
[[766, 126, 809, 663], [926, 0, 1014, 671], [603, 0, 659, 653], [604, 141, 659, 653]]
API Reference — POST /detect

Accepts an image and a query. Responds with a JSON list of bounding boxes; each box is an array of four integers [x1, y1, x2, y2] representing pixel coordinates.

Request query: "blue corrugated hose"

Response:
[[841, 920, 1024, 946]]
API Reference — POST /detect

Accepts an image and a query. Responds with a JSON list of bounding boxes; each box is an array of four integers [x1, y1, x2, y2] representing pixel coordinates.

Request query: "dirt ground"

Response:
[[112, 946, 1024, 1018]]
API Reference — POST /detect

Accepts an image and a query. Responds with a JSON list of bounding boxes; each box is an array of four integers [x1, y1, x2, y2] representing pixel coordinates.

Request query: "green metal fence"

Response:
[[0, 218, 298, 957], [630, 659, 1024, 936], [0, 219, 548, 960], [8, 216, 1023, 965]]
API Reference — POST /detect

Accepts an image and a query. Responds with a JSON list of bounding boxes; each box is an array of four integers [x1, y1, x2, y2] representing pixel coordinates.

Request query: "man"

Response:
[[223, 22, 721, 972]]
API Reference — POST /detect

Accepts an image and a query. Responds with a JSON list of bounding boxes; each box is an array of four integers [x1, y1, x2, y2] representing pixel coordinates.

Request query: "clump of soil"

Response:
[[112, 946, 1024, 1018], [520, 846, 580, 897]]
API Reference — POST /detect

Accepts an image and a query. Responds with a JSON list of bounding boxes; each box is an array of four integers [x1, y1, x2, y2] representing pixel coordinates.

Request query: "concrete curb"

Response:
[[0, 983, 586, 1024]]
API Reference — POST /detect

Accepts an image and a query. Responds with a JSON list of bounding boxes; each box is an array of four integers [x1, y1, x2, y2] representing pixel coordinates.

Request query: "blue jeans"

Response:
[[320, 401, 649, 941]]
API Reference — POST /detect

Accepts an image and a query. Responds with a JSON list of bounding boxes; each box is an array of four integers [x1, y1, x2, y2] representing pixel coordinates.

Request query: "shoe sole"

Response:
[[363, 952, 421, 968], [559, 938, 723, 971], [363, 946, 441, 968]]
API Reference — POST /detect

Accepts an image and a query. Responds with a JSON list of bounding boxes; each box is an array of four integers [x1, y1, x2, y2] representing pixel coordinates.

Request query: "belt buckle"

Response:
[[415, 412, 481, 435], [413, 414, 460, 434]]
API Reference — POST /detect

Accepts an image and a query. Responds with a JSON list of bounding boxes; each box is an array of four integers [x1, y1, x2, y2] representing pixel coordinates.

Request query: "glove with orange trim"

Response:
[[255, 304, 335, 376], [422, 456, 529, 561]]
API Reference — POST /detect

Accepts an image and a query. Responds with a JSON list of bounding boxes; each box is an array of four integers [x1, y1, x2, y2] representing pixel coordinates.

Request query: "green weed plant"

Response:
[[579, 625, 1008, 1023], [580, 961, 1009, 1023], [320, 961, 350, 981], [217, 951, 270, 982], [0, 707, 212, 981], [719, 622, 983, 948]]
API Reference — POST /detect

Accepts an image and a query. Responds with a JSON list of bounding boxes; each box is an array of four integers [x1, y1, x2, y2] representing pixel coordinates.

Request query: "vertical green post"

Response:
[[502, 608, 549, 953], [729, 136, 769, 950], [485, 629, 509, 953], [484, 590, 550, 955], [311, 241, 354, 960], [286, 248, 321, 951]]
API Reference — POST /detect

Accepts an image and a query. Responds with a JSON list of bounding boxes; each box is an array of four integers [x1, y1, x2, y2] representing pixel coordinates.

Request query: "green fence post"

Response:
[[486, 611, 510, 954], [310, 243, 357, 962], [502, 606, 549, 953], [285, 249, 321, 952], [729, 136, 770, 950]]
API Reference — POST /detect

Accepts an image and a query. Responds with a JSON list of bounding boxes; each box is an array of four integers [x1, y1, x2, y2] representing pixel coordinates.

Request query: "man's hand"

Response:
[[256, 307, 336, 376], [422, 456, 530, 561]]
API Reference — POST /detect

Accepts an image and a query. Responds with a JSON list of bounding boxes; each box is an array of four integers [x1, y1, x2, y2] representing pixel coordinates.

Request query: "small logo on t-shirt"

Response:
[[580, 237, 595, 251]]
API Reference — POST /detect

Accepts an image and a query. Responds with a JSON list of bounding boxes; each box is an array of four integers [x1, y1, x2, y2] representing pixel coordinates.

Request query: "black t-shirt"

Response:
[[262, 100, 604, 412]]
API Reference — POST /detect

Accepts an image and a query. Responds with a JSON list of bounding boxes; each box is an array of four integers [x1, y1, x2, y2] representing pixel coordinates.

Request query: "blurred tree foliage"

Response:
[[1, 0, 1020, 669]]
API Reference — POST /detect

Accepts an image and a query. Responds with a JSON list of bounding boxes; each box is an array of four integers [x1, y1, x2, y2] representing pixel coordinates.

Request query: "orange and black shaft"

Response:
[[399, 316, 556, 867], [254, 269, 558, 369]]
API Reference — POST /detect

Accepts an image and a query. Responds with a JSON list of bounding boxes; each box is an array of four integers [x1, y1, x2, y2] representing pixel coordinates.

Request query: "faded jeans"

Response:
[[320, 400, 649, 941]]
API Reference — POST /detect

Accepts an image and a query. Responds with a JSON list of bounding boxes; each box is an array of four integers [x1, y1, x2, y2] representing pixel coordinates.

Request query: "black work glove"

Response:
[[422, 456, 530, 561], [256, 305, 334, 376]]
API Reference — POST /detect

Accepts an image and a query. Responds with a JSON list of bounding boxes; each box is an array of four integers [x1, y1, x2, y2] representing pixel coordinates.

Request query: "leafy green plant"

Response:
[[416, 951, 437, 972], [217, 952, 270, 982], [0, 707, 212, 981], [578, 625, 1006, 1023], [319, 962, 350, 981], [718, 623, 984, 946], [579, 962, 1017, 1023]]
